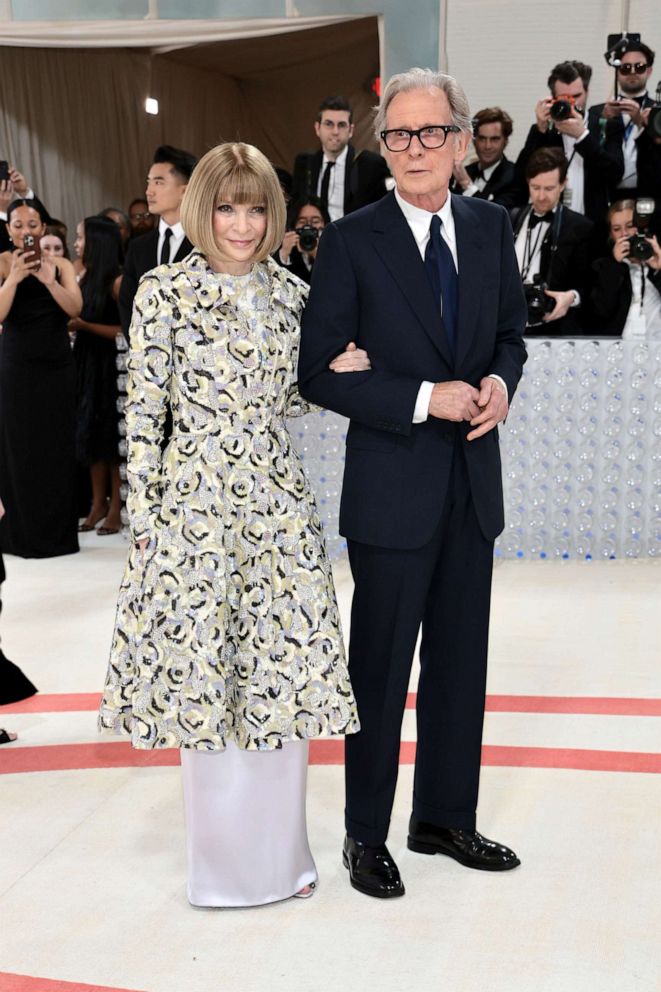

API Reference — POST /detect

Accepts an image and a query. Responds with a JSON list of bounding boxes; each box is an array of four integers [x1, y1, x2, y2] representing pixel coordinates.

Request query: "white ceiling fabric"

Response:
[[0, 14, 363, 50]]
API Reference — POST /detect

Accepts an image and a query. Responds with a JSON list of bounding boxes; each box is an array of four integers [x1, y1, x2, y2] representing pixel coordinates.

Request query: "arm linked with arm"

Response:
[[297, 222, 421, 434]]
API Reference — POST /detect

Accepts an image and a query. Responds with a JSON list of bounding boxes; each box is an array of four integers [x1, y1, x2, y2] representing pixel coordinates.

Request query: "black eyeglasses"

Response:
[[380, 125, 460, 152], [619, 61, 649, 75]]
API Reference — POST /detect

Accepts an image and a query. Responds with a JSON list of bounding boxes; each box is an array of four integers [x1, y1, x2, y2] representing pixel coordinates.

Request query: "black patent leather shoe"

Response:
[[407, 816, 521, 871], [342, 834, 405, 898]]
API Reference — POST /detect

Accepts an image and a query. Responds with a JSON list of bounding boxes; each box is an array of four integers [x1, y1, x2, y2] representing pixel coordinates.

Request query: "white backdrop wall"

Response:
[[445, 0, 661, 159]]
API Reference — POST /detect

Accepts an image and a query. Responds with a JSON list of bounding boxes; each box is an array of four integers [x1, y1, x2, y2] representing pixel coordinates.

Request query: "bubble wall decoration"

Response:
[[289, 339, 661, 561]]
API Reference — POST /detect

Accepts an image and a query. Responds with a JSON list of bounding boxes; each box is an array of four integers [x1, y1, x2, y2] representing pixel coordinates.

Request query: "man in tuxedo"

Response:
[[516, 60, 623, 230], [452, 107, 520, 208], [119, 144, 197, 339], [299, 68, 527, 899], [590, 41, 661, 217], [511, 147, 593, 336], [292, 95, 390, 221]]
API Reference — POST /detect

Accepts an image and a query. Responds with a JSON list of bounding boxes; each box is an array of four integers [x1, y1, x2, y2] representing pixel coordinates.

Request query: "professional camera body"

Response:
[[549, 95, 577, 121], [524, 277, 555, 326], [628, 198, 656, 261], [296, 224, 320, 253]]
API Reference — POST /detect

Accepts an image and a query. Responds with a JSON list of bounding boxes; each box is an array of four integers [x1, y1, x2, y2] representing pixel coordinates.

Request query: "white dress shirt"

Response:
[[561, 118, 589, 215], [157, 218, 185, 265], [622, 261, 661, 339], [462, 159, 501, 199], [316, 145, 348, 222], [393, 188, 508, 422]]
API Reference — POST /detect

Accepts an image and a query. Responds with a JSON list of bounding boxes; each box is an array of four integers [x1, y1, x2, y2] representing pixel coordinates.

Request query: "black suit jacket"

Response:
[[590, 254, 661, 335], [453, 157, 521, 209], [510, 204, 594, 334], [515, 111, 624, 226], [119, 228, 192, 338], [298, 192, 527, 548], [291, 145, 389, 216], [590, 95, 661, 212]]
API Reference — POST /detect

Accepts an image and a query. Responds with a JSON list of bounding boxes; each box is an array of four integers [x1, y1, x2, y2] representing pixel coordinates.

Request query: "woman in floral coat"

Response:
[[99, 142, 366, 906]]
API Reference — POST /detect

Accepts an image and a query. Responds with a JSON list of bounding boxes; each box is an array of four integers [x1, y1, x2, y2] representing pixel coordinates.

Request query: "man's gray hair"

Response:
[[374, 67, 472, 139]]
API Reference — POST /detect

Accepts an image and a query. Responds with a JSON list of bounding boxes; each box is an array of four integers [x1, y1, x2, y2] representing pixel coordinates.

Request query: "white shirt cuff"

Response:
[[488, 374, 508, 403], [25, 188, 35, 200], [413, 380, 435, 423], [463, 183, 479, 197], [575, 129, 589, 144], [570, 291, 580, 308], [0, 211, 6, 222]]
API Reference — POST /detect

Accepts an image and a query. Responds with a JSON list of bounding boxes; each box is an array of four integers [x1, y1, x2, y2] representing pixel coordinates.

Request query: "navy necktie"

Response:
[[424, 214, 458, 354], [159, 227, 173, 266]]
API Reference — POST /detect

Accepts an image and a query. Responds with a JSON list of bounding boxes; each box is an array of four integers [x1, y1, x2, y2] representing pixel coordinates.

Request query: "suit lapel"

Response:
[[371, 193, 453, 367], [451, 194, 485, 370], [173, 237, 192, 263], [344, 145, 355, 212]]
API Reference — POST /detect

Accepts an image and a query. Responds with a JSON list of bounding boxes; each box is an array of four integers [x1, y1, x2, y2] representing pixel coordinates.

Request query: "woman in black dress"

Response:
[[0, 199, 82, 558], [71, 216, 123, 535]]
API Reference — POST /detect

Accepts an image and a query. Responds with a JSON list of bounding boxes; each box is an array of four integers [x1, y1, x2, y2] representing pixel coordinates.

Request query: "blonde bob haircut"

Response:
[[181, 142, 286, 263]]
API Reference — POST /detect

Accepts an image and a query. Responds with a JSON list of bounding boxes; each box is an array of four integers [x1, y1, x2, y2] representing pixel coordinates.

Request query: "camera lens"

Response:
[[550, 99, 573, 121], [297, 225, 320, 253]]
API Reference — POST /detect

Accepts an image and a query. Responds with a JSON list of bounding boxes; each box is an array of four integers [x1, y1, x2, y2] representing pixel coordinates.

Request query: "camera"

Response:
[[628, 198, 656, 261], [296, 224, 320, 253], [549, 96, 576, 121], [524, 277, 555, 326]]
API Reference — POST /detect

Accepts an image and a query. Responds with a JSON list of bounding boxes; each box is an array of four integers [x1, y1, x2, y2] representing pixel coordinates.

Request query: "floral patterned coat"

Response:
[[98, 250, 359, 750]]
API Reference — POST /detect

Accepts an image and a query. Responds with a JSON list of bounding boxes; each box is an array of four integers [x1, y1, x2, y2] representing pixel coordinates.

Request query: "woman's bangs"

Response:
[[216, 166, 265, 207]]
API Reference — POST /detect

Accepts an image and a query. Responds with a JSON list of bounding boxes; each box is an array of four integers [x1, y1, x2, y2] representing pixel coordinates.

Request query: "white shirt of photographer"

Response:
[[622, 261, 661, 339], [316, 145, 348, 222], [561, 117, 589, 215]]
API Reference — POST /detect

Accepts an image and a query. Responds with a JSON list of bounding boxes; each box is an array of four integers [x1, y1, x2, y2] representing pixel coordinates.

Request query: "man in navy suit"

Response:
[[299, 68, 527, 899]]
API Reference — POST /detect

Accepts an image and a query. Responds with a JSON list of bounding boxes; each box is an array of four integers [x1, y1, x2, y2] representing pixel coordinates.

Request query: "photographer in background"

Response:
[[510, 148, 593, 335], [516, 61, 623, 233], [591, 41, 661, 217], [275, 196, 330, 284], [590, 199, 661, 337], [452, 107, 520, 208]]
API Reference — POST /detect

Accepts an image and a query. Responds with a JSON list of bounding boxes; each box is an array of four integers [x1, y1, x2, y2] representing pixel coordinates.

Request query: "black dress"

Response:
[[73, 291, 120, 464], [0, 271, 79, 558]]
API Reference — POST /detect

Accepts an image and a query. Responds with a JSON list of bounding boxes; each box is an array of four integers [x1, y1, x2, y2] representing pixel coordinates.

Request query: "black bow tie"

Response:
[[529, 211, 554, 229]]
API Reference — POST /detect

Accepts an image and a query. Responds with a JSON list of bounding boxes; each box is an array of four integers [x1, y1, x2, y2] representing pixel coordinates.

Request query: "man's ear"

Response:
[[314, 121, 322, 140], [453, 130, 470, 163], [348, 123, 355, 141]]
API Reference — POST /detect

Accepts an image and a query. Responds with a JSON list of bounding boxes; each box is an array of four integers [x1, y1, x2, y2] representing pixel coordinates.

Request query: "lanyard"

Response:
[[521, 219, 546, 283]]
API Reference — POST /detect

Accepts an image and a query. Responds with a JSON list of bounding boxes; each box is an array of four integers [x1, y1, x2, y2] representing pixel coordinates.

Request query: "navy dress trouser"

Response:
[[344, 439, 495, 847]]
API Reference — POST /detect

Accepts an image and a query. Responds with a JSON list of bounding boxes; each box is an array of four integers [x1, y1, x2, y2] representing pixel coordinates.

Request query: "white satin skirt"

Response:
[[180, 740, 318, 907]]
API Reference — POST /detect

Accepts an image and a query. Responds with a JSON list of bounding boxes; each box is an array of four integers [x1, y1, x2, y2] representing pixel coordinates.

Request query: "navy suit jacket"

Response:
[[298, 191, 527, 549]]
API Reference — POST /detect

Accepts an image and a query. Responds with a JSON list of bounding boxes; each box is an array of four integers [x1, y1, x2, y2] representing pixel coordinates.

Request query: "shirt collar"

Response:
[[159, 218, 184, 238], [482, 159, 501, 180], [394, 186, 456, 249], [323, 145, 349, 167]]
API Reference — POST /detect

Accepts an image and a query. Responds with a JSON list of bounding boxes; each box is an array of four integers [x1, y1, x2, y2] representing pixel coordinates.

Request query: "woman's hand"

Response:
[[279, 230, 299, 265], [34, 257, 57, 287], [646, 235, 661, 271], [329, 341, 371, 373], [8, 249, 38, 285], [612, 235, 632, 264]]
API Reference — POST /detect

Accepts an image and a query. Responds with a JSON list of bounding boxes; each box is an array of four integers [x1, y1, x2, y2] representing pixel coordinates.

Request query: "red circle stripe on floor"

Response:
[[1, 740, 660, 775], [0, 972, 147, 992]]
